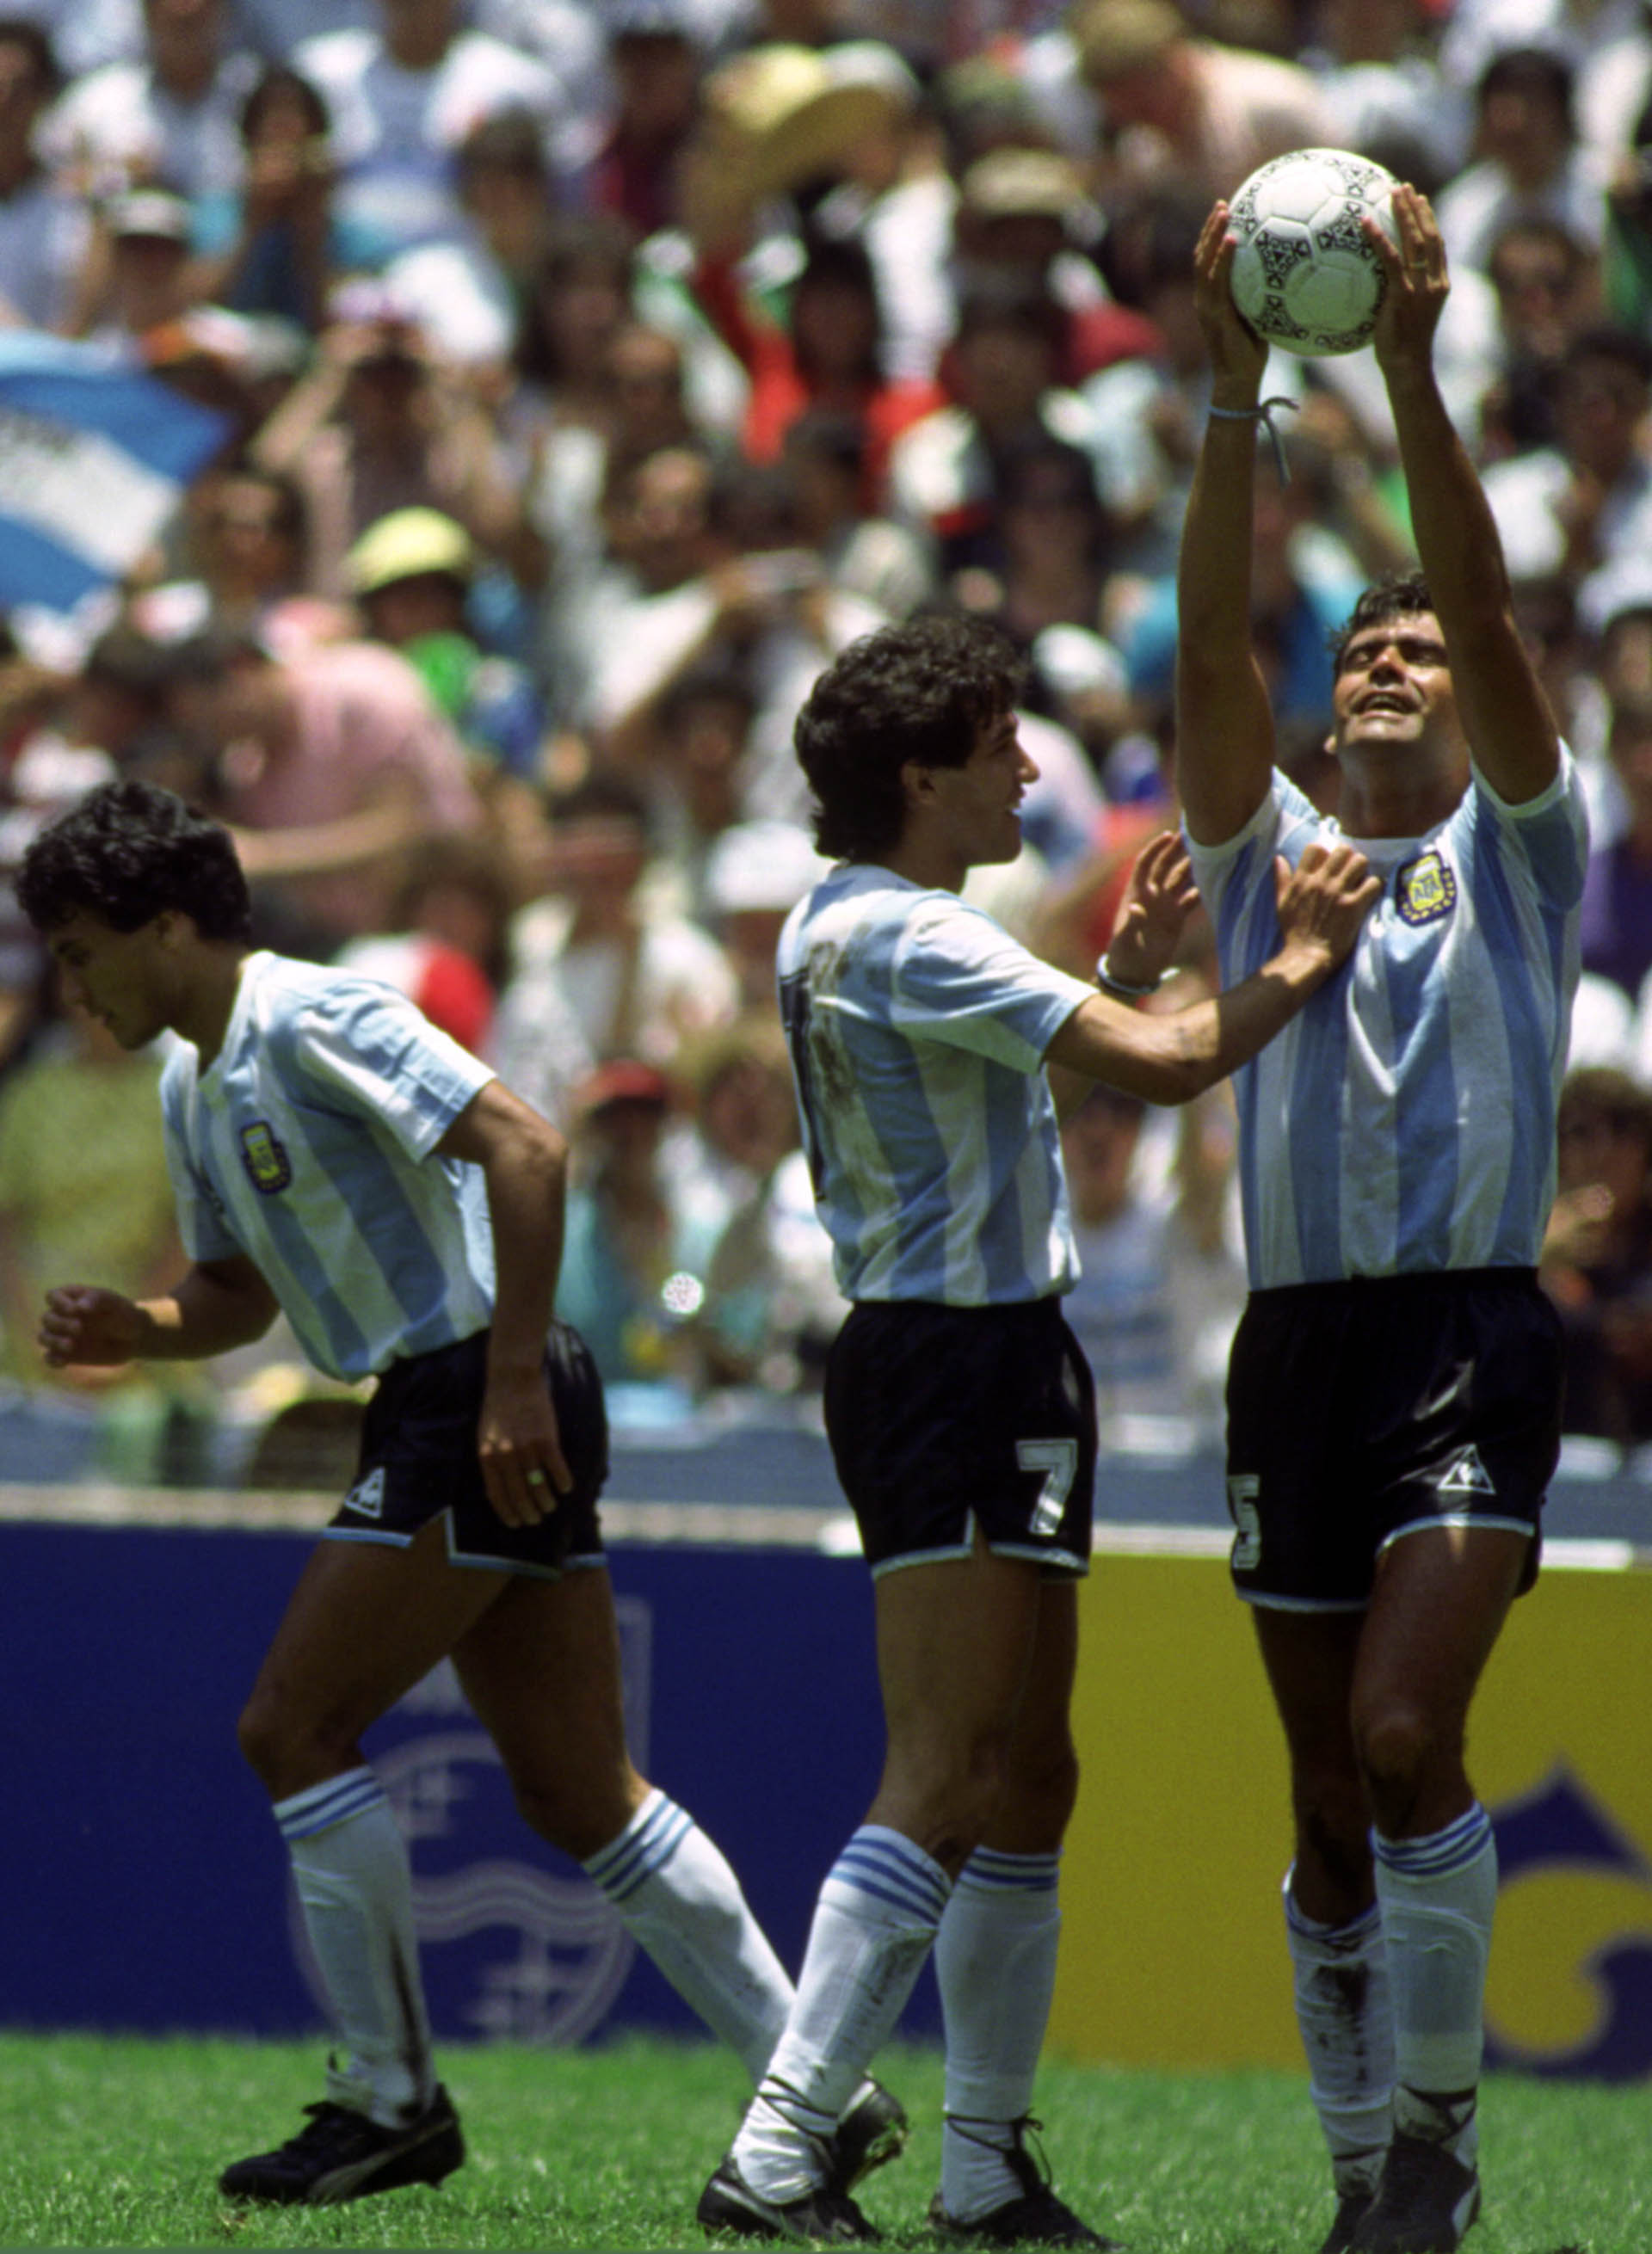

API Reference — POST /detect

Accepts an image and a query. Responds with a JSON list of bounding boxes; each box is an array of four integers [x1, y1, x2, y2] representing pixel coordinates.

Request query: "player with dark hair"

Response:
[[696, 612, 1381, 2245], [18, 778, 903, 2211], [1177, 188, 1587, 2254]]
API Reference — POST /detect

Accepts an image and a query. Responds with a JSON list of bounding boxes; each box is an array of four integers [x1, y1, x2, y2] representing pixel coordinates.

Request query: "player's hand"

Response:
[[1104, 830, 1201, 989], [478, 1364, 572, 1528], [1272, 841, 1382, 971], [1193, 200, 1268, 402], [1365, 182, 1448, 373], [38, 1284, 145, 1370]]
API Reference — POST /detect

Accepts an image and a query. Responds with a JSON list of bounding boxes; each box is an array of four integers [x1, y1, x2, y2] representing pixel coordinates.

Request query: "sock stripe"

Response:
[[1283, 1884, 1383, 1946], [831, 1832, 952, 1923], [276, 1770, 387, 1843], [584, 1792, 693, 1902], [1374, 1805, 1492, 1879], [956, 1849, 1061, 1894]]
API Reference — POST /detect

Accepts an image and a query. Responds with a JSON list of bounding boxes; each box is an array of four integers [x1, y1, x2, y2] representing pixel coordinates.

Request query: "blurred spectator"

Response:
[[1304, 0, 1469, 192], [77, 187, 198, 343], [345, 505, 545, 787], [1058, 1075, 1245, 1438], [0, 993, 212, 1477], [43, 0, 257, 206], [136, 455, 349, 653], [182, 63, 349, 331], [0, 19, 90, 332], [782, 408, 936, 619], [333, 830, 514, 1054], [690, 228, 945, 483], [1580, 691, 1652, 1003], [951, 144, 1156, 386], [1434, 47, 1612, 280], [1541, 1063, 1652, 1442], [554, 1056, 706, 1389], [291, 0, 570, 270], [163, 623, 482, 951], [1471, 214, 1601, 459], [490, 771, 738, 1129], [701, 816, 829, 1009], [886, 272, 1097, 577], [1480, 324, 1652, 623], [250, 283, 544, 603], [1069, 0, 1335, 204], [951, 431, 1120, 675], [586, 0, 706, 242]]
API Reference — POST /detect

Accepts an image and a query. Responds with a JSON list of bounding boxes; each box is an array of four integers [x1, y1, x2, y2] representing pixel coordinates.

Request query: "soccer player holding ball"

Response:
[[1180, 186, 1587, 2252], [695, 612, 1380, 2245]]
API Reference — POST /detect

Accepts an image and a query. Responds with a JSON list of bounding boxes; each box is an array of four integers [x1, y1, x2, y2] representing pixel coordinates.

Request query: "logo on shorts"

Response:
[[1439, 1445, 1495, 1496], [343, 1466, 385, 1518], [239, 1120, 293, 1193], [1395, 850, 1458, 927]]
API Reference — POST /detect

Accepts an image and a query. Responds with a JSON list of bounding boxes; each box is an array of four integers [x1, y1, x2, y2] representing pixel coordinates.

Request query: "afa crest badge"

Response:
[[239, 1120, 293, 1193], [1396, 848, 1458, 927]]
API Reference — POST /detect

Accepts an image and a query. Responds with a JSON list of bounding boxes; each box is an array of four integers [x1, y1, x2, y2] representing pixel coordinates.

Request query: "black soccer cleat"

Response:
[[926, 2117, 1122, 2249], [698, 2153, 881, 2243], [1320, 2184, 1378, 2254], [825, 2081, 909, 2195], [1348, 2132, 1482, 2253], [217, 2084, 464, 2206]]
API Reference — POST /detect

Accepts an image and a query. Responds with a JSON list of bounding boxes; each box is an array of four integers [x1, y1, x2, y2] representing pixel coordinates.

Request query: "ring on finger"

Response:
[[526, 1468, 548, 1486]]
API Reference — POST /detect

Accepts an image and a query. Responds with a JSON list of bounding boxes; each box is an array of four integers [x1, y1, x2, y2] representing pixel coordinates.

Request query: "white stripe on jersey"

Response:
[[1187, 759, 1587, 1289], [776, 865, 1096, 1305], [159, 951, 496, 1380]]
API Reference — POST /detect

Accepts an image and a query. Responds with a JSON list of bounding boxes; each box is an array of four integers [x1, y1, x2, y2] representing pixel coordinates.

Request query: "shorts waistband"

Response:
[[1248, 1266, 1539, 1306]]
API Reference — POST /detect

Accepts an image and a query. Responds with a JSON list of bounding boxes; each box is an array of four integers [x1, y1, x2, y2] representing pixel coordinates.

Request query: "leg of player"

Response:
[[700, 1537, 1086, 2245], [1253, 1609, 1392, 2254], [1341, 1524, 1530, 2254], [221, 1518, 509, 2204], [930, 1576, 1119, 2250]]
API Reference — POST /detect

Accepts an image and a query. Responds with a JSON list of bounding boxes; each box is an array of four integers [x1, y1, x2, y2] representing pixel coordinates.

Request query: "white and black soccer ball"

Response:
[[1228, 148, 1400, 357]]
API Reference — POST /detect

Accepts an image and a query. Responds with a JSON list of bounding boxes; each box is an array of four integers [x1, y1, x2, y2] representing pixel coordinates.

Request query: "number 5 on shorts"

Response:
[[1018, 1438, 1077, 1537], [1228, 1473, 1261, 1570]]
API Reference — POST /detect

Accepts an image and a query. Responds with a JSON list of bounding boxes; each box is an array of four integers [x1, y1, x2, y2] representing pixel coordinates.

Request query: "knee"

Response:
[[236, 1688, 355, 1801], [1000, 1731, 1080, 1846], [510, 1771, 638, 1864], [1353, 1700, 1460, 1835]]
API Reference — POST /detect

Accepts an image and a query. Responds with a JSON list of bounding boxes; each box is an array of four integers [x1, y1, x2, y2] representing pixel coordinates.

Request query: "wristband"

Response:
[[1208, 394, 1298, 483], [1095, 960, 1166, 1003]]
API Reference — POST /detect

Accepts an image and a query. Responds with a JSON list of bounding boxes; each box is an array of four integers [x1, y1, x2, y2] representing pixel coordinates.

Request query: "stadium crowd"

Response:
[[6, 0, 1652, 1472]]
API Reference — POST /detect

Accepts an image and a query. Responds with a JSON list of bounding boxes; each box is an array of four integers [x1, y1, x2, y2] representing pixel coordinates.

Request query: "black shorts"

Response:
[[1225, 1268, 1563, 1611], [824, 1297, 1097, 1579], [326, 1324, 609, 1580]]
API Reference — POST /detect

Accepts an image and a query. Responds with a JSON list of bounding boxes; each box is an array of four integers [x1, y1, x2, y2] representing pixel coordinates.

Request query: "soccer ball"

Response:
[[1228, 148, 1400, 357]]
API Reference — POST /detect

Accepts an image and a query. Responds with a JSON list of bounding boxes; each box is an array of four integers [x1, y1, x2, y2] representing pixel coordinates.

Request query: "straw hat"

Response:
[[681, 42, 908, 240], [1068, 0, 1187, 83]]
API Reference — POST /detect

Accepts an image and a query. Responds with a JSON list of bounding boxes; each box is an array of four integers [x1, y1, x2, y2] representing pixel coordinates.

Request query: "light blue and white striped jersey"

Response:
[[1187, 759, 1588, 1289], [776, 865, 1096, 1304], [158, 951, 497, 1381]]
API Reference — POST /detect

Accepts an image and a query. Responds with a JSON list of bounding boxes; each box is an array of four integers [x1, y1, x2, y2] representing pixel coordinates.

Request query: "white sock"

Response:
[[935, 1849, 1063, 2222], [1373, 1804, 1496, 2169], [583, 1789, 793, 2082], [275, 1767, 435, 2127], [1283, 1871, 1393, 2196], [732, 1826, 952, 2203]]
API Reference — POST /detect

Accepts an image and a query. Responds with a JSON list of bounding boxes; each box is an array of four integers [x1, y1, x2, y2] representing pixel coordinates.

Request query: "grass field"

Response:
[[0, 2032, 1646, 2252]]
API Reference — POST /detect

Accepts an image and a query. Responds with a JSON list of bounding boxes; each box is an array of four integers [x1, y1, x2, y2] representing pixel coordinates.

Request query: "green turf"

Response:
[[0, 2031, 1645, 2251]]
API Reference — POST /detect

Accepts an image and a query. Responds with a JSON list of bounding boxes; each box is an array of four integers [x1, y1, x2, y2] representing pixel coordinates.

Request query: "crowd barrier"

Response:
[[3, 1412, 1649, 2078]]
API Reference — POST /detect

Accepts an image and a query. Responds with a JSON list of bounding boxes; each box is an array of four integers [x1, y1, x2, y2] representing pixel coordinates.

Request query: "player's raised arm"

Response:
[[1045, 840, 1380, 1102], [1366, 182, 1560, 804], [1175, 202, 1280, 848]]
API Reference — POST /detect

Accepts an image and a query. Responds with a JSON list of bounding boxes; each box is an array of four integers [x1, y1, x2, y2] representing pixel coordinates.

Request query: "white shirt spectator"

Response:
[[43, 47, 260, 200]]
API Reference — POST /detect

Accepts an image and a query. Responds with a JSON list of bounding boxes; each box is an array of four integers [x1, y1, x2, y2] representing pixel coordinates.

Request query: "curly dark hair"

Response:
[[1329, 571, 1439, 677], [17, 779, 252, 943], [794, 614, 1027, 861]]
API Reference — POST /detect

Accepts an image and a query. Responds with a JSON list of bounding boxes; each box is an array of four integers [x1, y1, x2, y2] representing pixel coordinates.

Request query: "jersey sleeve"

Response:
[[1469, 743, 1591, 911], [888, 896, 1097, 1068], [280, 978, 496, 1158]]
